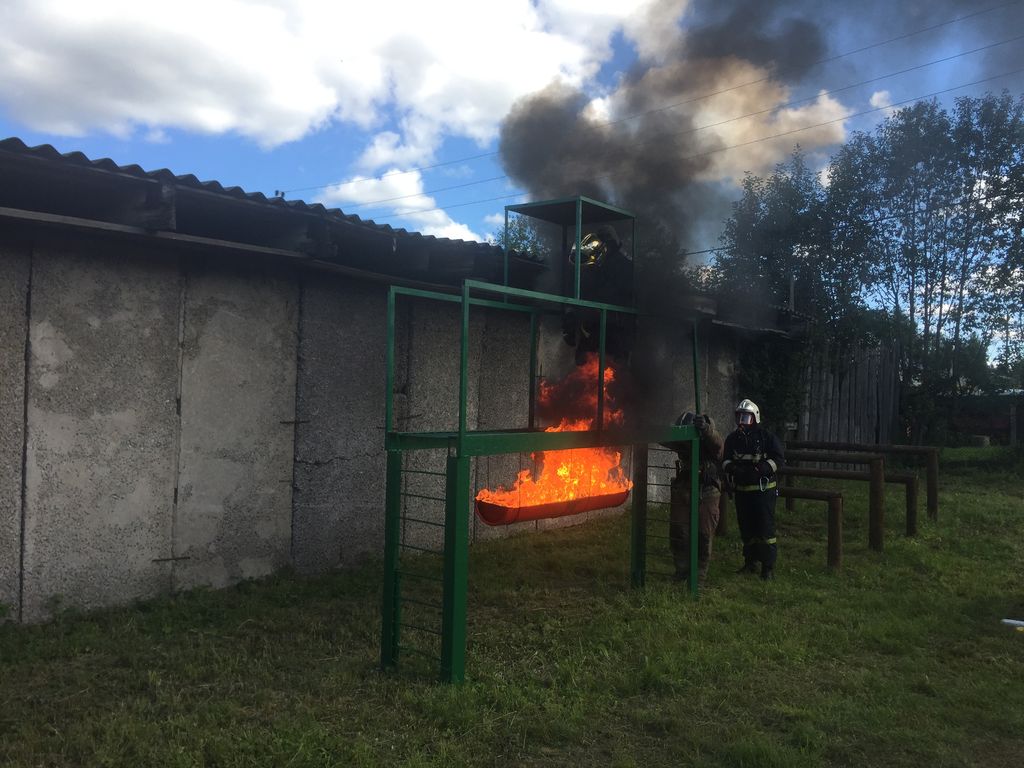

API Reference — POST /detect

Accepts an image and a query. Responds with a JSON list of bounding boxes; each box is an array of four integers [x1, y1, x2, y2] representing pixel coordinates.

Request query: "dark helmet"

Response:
[[674, 411, 696, 428]]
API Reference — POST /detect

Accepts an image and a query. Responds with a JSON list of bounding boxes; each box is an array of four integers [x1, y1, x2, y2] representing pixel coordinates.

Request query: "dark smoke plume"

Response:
[[499, 0, 1024, 422], [498, 0, 1024, 266]]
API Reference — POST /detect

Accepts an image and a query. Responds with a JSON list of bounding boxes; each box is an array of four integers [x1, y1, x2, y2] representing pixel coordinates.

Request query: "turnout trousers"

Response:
[[670, 475, 721, 579], [735, 489, 778, 568]]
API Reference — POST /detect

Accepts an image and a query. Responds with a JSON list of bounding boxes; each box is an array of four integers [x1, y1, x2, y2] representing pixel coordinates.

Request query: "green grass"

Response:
[[2, 447, 1023, 767]]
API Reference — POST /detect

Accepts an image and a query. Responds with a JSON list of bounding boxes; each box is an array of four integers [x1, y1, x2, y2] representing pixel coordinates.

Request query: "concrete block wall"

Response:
[[291, 277, 391, 572], [0, 238, 30, 617], [2, 235, 302, 621], [0, 226, 743, 622], [172, 261, 298, 591], [20, 242, 181, 622]]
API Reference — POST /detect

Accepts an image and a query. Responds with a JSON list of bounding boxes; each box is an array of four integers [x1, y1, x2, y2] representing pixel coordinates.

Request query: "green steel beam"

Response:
[[631, 444, 648, 588], [598, 310, 607, 429], [386, 287, 396, 434], [462, 280, 637, 315], [528, 313, 538, 429], [689, 436, 699, 599], [440, 455, 471, 684], [390, 285, 535, 315], [458, 281, 470, 456], [380, 450, 403, 669], [692, 320, 702, 416], [574, 197, 582, 300]]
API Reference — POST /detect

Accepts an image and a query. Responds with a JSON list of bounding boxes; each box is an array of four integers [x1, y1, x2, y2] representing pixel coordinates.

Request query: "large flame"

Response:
[[475, 354, 632, 508]]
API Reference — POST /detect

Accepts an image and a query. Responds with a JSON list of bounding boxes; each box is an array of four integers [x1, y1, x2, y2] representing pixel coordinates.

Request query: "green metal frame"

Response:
[[381, 199, 701, 683]]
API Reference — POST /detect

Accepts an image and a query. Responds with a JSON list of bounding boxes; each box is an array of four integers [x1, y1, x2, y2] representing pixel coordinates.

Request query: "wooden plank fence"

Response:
[[800, 343, 900, 445]]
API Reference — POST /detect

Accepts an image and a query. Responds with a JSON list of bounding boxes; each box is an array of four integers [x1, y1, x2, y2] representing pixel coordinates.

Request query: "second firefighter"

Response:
[[666, 411, 724, 585]]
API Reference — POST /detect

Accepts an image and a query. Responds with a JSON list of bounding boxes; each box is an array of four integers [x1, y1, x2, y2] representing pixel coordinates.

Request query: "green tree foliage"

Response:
[[487, 214, 550, 260], [714, 92, 1024, 440]]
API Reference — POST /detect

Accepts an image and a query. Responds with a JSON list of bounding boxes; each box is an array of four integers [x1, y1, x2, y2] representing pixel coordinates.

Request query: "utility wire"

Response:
[[371, 66, 1024, 221], [688, 177, 1024, 259], [342, 33, 1024, 212], [275, 0, 1021, 197]]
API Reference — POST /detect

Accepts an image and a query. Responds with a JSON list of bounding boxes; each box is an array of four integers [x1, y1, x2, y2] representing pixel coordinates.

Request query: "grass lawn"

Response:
[[1, 447, 1022, 767]]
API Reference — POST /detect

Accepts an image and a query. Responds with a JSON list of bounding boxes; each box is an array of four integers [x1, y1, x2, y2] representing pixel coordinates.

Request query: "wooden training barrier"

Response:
[[780, 467, 919, 537], [777, 486, 843, 571], [787, 441, 940, 521], [785, 450, 886, 552]]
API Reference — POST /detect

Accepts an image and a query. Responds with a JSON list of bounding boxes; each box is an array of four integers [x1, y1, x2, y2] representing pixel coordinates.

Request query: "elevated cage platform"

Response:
[[380, 197, 702, 683]]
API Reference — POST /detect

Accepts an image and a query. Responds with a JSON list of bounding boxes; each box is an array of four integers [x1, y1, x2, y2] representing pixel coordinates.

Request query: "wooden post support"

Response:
[[777, 487, 843, 571], [827, 494, 843, 571], [906, 474, 918, 537], [869, 456, 884, 552], [784, 471, 795, 512], [926, 448, 939, 521]]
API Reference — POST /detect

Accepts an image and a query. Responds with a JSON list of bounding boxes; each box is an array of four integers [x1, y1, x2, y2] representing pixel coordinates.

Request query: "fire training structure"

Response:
[[381, 197, 701, 683]]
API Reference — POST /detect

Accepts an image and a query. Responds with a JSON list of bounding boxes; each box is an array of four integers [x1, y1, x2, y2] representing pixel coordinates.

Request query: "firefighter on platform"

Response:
[[722, 399, 784, 580], [664, 411, 724, 585]]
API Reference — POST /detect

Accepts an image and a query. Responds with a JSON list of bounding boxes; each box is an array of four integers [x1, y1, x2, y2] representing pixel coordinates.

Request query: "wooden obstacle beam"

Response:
[[787, 441, 940, 521], [780, 467, 919, 537], [777, 486, 843, 571], [785, 450, 886, 552]]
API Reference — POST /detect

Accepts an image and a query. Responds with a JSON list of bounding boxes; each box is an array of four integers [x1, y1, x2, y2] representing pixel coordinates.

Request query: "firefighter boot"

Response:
[[736, 540, 758, 574]]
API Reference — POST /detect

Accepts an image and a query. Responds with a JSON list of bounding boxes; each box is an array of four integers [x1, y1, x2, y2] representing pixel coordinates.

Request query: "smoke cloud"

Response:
[[498, 0, 1024, 265]]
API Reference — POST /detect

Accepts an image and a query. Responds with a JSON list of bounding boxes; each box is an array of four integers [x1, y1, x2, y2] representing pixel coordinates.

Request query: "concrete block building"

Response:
[[0, 138, 755, 622]]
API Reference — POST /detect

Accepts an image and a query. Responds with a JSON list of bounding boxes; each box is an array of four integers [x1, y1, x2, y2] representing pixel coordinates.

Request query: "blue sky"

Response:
[[1, 0, 1021, 251]]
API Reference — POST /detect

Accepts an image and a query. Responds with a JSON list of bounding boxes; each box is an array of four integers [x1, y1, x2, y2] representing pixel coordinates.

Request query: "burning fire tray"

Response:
[[475, 490, 630, 526]]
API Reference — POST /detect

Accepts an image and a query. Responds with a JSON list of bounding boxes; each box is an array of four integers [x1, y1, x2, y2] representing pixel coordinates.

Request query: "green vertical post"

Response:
[[690, 320, 700, 597], [598, 309, 607, 429], [380, 449, 403, 669], [691, 320, 702, 415], [630, 218, 637, 306], [689, 435, 699, 598], [385, 287, 396, 434], [503, 210, 510, 287], [441, 455, 471, 684], [631, 444, 648, 588], [528, 311, 538, 429], [574, 198, 582, 300], [458, 282, 470, 456]]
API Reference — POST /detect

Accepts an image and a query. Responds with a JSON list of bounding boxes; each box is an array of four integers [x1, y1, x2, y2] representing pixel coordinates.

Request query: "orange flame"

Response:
[[475, 354, 632, 509]]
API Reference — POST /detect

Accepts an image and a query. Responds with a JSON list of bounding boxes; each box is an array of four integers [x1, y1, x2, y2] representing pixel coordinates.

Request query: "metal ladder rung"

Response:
[[399, 542, 443, 555], [402, 469, 447, 477], [401, 596, 443, 611], [400, 492, 447, 502], [401, 622, 442, 636], [395, 569, 444, 583], [402, 516, 445, 528]]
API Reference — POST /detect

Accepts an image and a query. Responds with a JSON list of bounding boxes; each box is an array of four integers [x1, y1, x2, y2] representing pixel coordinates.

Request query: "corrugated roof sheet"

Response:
[[0, 136, 496, 251]]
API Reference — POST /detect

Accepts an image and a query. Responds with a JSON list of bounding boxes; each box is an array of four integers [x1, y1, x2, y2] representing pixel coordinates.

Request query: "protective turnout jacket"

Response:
[[663, 418, 724, 492], [722, 425, 785, 492]]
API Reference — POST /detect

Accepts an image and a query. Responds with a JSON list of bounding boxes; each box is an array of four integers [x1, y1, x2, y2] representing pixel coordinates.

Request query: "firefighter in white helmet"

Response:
[[722, 399, 785, 579]]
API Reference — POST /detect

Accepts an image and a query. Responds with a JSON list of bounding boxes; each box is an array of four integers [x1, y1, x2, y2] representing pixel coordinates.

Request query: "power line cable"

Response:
[[342, 33, 1024, 212], [276, 0, 1021, 197], [370, 66, 1024, 221], [687, 179, 1024, 259]]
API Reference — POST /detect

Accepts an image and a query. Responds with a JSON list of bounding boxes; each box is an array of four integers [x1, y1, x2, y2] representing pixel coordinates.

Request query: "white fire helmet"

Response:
[[735, 398, 760, 427]]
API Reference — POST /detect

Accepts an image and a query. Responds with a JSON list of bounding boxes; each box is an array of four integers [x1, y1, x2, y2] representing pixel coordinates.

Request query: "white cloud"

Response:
[[483, 212, 506, 227], [318, 169, 483, 241], [0, 0, 668, 162], [870, 90, 893, 109]]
